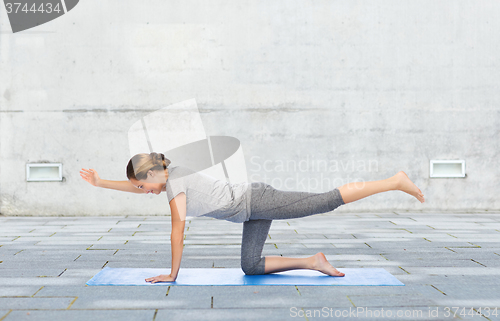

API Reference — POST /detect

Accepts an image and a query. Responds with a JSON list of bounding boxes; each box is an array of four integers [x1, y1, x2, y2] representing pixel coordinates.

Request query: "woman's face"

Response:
[[130, 169, 168, 195]]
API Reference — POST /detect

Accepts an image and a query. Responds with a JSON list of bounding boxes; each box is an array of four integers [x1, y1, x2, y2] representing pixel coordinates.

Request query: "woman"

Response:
[[80, 152, 425, 284]]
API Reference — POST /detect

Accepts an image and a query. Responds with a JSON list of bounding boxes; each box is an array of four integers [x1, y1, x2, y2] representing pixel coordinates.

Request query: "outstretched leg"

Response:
[[244, 172, 424, 277], [338, 171, 425, 204]]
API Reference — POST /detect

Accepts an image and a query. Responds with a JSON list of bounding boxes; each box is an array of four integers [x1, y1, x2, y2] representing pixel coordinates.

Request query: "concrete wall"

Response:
[[1, 0, 499, 216]]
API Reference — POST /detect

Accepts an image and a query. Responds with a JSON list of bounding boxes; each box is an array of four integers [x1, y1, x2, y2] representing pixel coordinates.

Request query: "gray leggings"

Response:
[[240, 182, 345, 275]]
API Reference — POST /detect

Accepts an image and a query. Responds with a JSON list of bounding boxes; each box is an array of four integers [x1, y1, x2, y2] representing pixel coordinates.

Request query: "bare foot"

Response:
[[394, 171, 425, 203], [311, 252, 345, 277]]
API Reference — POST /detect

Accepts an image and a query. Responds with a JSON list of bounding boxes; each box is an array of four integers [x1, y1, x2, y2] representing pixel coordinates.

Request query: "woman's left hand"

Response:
[[145, 274, 176, 284]]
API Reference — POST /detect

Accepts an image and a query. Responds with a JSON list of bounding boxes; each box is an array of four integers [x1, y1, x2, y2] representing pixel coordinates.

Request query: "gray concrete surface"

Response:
[[1, 212, 500, 320], [1, 0, 500, 215]]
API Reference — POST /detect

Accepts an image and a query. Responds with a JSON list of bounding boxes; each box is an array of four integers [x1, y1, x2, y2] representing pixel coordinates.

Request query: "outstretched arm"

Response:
[[80, 168, 146, 194], [146, 192, 186, 283]]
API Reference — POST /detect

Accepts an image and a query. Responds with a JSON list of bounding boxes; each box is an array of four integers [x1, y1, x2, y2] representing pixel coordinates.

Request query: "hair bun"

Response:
[[151, 152, 161, 164], [147, 152, 171, 170]]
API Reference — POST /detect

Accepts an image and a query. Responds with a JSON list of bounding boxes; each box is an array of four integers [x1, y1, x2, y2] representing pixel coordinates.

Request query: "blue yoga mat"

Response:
[[86, 267, 404, 286]]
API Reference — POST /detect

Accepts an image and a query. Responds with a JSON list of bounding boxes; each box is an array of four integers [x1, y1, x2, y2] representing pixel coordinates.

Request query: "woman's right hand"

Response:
[[80, 168, 100, 187]]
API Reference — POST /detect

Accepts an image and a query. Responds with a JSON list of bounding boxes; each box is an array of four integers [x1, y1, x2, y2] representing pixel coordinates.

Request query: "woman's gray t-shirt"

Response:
[[165, 165, 252, 223]]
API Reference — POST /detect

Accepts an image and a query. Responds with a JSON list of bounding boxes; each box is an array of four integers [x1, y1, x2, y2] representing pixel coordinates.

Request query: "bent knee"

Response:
[[242, 268, 260, 276], [241, 257, 265, 275]]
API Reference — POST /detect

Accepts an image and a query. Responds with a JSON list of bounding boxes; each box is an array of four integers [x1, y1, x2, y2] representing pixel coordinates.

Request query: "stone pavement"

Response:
[[1, 212, 500, 321]]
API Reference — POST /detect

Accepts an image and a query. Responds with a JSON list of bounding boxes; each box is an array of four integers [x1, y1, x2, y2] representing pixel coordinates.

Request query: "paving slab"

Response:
[[401, 266, 500, 275], [346, 294, 436, 307], [0, 297, 75, 309], [36, 285, 170, 297], [209, 286, 310, 308], [0, 269, 68, 278], [0, 276, 86, 286], [4, 310, 155, 321], [155, 308, 293, 321], [0, 286, 42, 296]]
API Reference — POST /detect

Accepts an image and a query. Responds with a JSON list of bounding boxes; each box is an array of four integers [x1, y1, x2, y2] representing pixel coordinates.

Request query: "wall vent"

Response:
[[26, 163, 62, 181], [430, 160, 465, 178]]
